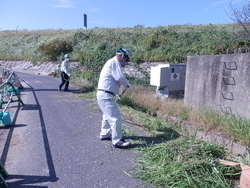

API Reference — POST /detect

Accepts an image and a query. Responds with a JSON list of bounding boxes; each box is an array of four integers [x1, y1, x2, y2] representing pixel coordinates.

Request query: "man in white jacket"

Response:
[[59, 54, 71, 92], [97, 48, 132, 148]]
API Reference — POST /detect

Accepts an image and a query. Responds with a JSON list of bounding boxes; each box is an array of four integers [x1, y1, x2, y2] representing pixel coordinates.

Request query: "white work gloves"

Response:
[[126, 83, 132, 89], [115, 84, 131, 101]]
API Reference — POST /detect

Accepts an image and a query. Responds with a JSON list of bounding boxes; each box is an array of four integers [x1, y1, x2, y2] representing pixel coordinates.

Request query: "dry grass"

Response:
[[124, 85, 250, 146], [71, 77, 95, 93], [188, 108, 224, 130], [126, 85, 189, 118]]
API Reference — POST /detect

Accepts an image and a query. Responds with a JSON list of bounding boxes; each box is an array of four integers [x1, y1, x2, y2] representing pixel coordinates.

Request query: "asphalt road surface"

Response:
[[0, 72, 148, 188]]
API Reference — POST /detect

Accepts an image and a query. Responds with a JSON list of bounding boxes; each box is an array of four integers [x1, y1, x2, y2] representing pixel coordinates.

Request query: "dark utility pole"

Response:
[[84, 14, 87, 28]]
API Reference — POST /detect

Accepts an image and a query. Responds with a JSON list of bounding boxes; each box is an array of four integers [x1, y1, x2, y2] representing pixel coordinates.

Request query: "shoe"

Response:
[[64, 89, 70, 92], [114, 139, 131, 148], [58, 86, 61, 91], [100, 134, 112, 141]]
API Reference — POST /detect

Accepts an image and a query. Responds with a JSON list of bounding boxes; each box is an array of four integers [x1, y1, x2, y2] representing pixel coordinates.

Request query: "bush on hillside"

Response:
[[37, 39, 73, 61]]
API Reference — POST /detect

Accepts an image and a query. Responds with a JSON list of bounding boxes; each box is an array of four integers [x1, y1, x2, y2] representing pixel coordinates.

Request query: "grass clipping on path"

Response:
[[133, 137, 241, 188]]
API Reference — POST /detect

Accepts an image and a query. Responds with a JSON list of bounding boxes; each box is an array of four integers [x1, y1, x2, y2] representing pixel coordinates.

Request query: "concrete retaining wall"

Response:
[[184, 53, 250, 119], [0, 61, 164, 78], [0, 61, 60, 75]]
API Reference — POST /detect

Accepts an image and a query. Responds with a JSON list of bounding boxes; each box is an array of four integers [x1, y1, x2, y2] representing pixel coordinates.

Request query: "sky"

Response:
[[0, 0, 247, 31]]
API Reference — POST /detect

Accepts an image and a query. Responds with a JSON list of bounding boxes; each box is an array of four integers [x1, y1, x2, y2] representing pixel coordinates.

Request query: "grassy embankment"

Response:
[[1, 24, 249, 187]]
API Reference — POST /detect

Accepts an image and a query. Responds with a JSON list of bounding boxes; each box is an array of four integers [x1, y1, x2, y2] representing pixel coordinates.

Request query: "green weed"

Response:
[[0, 24, 244, 63], [133, 137, 239, 188]]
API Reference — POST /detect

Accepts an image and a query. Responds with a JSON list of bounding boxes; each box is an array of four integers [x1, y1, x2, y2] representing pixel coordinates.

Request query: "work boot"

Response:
[[114, 139, 131, 148]]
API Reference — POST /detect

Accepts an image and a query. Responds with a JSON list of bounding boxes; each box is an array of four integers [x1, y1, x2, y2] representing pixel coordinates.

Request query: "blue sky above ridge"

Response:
[[0, 0, 247, 30]]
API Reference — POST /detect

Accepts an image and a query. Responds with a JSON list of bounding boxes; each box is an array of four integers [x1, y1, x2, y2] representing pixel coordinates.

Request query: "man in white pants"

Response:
[[97, 48, 132, 148]]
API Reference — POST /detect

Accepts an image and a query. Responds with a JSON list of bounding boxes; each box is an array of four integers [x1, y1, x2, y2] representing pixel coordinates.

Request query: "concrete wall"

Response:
[[0, 61, 60, 75], [1, 61, 162, 78], [184, 53, 250, 119]]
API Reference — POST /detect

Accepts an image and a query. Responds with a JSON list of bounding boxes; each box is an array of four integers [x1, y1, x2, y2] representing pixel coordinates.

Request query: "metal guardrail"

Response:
[[0, 68, 25, 187], [0, 160, 8, 188], [0, 68, 24, 126]]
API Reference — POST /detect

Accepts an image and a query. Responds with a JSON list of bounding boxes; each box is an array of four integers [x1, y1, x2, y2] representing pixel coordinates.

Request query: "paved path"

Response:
[[0, 72, 147, 188]]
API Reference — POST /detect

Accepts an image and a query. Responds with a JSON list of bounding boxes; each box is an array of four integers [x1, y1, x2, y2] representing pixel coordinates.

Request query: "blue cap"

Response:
[[116, 48, 131, 56]]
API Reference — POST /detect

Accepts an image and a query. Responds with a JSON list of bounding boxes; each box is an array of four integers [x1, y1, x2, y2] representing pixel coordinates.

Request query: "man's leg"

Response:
[[63, 73, 69, 91], [100, 114, 111, 140], [59, 76, 65, 91], [64, 80, 69, 91], [97, 92, 123, 145]]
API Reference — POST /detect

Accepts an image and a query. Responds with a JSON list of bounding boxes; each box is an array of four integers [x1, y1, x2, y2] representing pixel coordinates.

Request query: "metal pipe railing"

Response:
[[0, 68, 24, 126], [2, 92, 14, 113], [0, 68, 15, 87]]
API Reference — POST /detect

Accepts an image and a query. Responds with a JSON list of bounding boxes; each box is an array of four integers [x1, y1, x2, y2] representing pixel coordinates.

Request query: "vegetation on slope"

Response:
[[0, 24, 249, 64]]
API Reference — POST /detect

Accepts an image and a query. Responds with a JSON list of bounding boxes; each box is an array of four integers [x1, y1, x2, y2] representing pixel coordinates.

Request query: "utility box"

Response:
[[150, 63, 186, 96]]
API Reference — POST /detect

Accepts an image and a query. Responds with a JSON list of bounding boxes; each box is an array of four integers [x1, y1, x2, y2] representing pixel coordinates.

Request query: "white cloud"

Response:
[[50, 0, 75, 8]]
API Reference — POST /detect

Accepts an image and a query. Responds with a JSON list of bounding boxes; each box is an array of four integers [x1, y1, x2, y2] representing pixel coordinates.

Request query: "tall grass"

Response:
[[0, 24, 246, 63], [120, 85, 250, 146], [133, 137, 240, 188]]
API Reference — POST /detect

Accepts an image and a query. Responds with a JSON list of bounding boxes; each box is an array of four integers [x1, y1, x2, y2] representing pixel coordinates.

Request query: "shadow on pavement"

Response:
[[6, 174, 58, 188], [1, 84, 59, 187]]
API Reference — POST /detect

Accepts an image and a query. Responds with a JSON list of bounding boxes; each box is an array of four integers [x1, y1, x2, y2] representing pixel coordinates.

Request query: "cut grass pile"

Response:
[[132, 137, 241, 188], [119, 101, 248, 188]]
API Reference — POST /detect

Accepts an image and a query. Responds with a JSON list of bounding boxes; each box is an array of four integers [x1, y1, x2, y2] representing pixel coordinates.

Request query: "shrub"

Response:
[[37, 39, 73, 61]]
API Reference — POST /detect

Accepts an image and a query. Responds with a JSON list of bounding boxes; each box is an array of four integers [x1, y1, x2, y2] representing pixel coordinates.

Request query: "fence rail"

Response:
[[0, 68, 24, 126], [0, 68, 25, 187]]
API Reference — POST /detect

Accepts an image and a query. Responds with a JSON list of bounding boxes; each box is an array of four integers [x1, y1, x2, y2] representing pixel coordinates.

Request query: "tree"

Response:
[[229, 1, 250, 39], [37, 39, 73, 61]]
